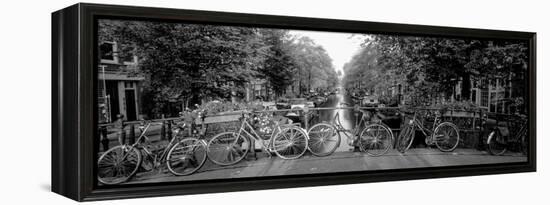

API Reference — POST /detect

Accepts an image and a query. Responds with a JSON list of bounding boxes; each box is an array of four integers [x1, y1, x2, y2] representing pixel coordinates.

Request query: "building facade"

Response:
[[468, 77, 514, 114], [375, 75, 515, 114], [98, 41, 144, 123]]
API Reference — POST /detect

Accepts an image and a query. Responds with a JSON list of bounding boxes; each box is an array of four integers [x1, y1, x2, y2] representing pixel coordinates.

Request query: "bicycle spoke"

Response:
[[433, 124, 459, 151], [100, 155, 115, 165], [288, 144, 296, 156], [307, 124, 339, 157], [170, 143, 198, 168], [273, 139, 287, 150], [321, 128, 332, 139], [290, 128, 297, 140], [274, 128, 306, 159], [97, 145, 142, 185], [310, 139, 323, 148]]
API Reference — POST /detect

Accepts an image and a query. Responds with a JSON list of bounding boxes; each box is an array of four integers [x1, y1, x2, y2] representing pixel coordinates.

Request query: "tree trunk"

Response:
[[308, 71, 311, 93]]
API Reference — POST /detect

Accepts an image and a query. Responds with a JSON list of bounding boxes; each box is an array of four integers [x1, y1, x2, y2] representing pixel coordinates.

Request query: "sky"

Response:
[[289, 30, 367, 74]]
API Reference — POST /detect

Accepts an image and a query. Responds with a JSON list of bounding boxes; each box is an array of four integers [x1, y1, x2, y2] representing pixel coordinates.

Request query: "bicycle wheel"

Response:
[[487, 130, 507, 155], [207, 132, 249, 166], [97, 145, 141, 185], [359, 124, 393, 156], [167, 138, 207, 176], [272, 127, 308, 159], [307, 123, 341, 157], [433, 122, 460, 152], [397, 125, 414, 153]]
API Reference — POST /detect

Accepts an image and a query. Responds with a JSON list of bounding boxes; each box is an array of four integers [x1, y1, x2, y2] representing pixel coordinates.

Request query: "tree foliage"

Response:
[[343, 34, 528, 110], [98, 20, 338, 117], [289, 36, 338, 94], [99, 20, 267, 115], [259, 29, 297, 97]]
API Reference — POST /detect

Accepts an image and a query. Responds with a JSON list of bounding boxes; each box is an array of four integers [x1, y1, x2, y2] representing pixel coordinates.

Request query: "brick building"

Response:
[[98, 41, 144, 123]]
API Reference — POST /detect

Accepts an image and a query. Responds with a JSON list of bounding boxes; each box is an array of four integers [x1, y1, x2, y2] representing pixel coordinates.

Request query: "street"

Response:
[[126, 148, 526, 184]]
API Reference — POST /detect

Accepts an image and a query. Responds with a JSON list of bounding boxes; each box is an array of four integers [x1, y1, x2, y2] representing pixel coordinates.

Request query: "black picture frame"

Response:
[[52, 3, 536, 201]]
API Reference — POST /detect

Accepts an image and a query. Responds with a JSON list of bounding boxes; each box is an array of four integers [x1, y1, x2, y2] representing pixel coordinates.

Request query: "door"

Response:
[[125, 90, 137, 121], [106, 81, 120, 121]]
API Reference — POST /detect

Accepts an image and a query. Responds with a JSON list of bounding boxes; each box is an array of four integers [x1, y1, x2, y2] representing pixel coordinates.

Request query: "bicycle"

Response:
[[165, 109, 243, 176], [97, 121, 205, 185], [396, 109, 460, 153], [486, 115, 528, 156], [206, 111, 309, 166], [164, 119, 209, 176], [307, 103, 394, 157]]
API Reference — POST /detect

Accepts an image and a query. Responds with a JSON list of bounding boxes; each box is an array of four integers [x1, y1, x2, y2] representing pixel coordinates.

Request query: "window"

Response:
[[124, 82, 134, 89], [481, 89, 489, 107], [471, 89, 477, 104], [498, 79, 507, 88], [121, 45, 138, 65], [490, 79, 497, 89], [489, 93, 496, 112], [480, 79, 488, 89], [100, 42, 118, 63], [497, 91, 506, 113]]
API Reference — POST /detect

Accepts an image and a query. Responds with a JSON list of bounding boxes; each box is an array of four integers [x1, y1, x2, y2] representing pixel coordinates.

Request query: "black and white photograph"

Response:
[[95, 19, 530, 186]]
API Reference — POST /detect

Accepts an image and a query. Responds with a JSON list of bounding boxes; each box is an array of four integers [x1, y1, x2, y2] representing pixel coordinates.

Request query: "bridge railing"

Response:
[[97, 106, 496, 152]]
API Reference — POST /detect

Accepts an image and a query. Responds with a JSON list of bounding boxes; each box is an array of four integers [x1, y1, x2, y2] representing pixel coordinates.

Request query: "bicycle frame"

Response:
[[332, 110, 368, 139], [98, 121, 206, 184], [514, 121, 528, 142], [407, 111, 442, 143], [487, 118, 528, 144], [128, 122, 181, 169], [235, 114, 284, 153]]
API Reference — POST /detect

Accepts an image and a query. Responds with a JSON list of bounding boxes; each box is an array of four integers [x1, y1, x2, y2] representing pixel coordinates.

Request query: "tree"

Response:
[[259, 29, 297, 97], [289, 36, 337, 95], [348, 34, 528, 109], [99, 20, 267, 116]]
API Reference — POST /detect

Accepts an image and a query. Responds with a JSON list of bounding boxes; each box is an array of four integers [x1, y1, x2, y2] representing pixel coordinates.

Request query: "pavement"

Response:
[[124, 148, 527, 184]]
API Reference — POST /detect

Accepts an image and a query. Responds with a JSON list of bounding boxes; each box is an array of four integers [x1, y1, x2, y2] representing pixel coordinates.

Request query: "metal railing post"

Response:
[[100, 126, 109, 151], [160, 114, 166, 140], [304, 110, 309, 130], [119, 127, 126, 145], [476, 109, 484, 150], [128, 124, 135, 145], [167, 120, 173, 141]]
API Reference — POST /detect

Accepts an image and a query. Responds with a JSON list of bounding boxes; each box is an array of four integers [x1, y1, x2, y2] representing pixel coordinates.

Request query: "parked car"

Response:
[[260, 101, 278, 110], [289, 98, 314, 109], [285, 98, 314, 125], [361, 96, 379, 107], [310, 96, 327, 107], [275, 98, 291, 110]]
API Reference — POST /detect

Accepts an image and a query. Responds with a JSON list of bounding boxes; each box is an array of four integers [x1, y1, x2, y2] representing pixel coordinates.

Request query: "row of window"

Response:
[[100, 41, 138, 65]]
